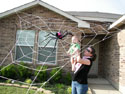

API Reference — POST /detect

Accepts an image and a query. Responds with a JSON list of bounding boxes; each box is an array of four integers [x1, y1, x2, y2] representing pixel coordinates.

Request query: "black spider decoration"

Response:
[[41, 30, 73, 53]]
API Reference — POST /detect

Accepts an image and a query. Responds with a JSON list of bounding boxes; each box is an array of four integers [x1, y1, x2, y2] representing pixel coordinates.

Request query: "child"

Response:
[[67, 36, 80, 71]]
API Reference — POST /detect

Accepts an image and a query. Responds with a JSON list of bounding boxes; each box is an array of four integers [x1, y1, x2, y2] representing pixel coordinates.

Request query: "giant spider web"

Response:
[[0, 10, 124, 94]]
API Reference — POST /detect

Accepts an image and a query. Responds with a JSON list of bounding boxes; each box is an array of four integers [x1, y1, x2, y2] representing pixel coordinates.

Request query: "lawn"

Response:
[[0, 85, 45, 94], [0, 83, 92, 94], [0, 83, 71, 94]]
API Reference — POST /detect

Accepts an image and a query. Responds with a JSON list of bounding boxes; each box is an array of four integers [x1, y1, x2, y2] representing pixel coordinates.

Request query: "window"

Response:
[[15, 30, 35, 62], [15, 30, 57, 64], [38, 31, 57, 64]]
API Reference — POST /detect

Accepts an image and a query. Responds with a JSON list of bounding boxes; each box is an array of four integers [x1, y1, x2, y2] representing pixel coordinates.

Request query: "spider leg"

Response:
[[51, 39, 58, 53], [44, 33, 50, 37], [39, 36, 50, 44], [63, 32, 68, 38], [62, 31, 73, 39], [66, 30, 73, 36], [49, 32, 56, 36], [40, 32, 57, 45], [45, 32, 56, 37], [42, 39, 52, 50], [42, 37, 57, 50], [60, 31, 69, 39]]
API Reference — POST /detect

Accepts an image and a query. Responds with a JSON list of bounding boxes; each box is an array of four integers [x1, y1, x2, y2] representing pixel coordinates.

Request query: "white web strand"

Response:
[[34, 61, 70, 94], [0, 10, 124, 94]]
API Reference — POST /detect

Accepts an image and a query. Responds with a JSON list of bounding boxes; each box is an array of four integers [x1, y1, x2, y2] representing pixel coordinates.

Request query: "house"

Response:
[[0, 0, 124, 93]]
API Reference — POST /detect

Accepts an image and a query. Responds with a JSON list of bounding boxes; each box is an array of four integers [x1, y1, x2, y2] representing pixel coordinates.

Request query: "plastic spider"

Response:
[[41, 30, 73, 53]]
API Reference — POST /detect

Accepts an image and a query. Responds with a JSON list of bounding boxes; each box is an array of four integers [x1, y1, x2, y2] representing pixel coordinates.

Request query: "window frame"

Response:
[[15, 30, 58, 65], [37, 31, 58, 65], [15, 30, 35, 63]]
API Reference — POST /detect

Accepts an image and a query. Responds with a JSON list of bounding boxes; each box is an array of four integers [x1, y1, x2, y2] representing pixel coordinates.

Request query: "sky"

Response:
[[0, 0, 124, 14]]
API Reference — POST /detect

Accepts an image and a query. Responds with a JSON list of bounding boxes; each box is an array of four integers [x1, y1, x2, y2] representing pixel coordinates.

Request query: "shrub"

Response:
[[0, 66, 2, 75], [34, 66, 48, 82], [25, 78, 32, 84], [0, 66, 2, 79], [64, 72, 72, 85], [1, 64, 19, 79], [50, 68, 62, 83], [6, 79, 12, 83], [55, 83, 65, 89], [17, 62, 32, 80], [55, 83, 66, 94], [67, 86, 72, 94], [0, 62, 32, 81]]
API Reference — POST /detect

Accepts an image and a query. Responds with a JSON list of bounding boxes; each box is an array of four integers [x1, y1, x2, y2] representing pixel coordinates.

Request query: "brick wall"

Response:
[[99, 26, 125, 93], [0, 16, 17, 66], [0, 5, 80, 74], [118, 28, 125, 93]]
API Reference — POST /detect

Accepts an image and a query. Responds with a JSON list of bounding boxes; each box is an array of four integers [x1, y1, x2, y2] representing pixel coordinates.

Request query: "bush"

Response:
[[64, 72, 72, 85], [25, 78, 32, 84], [0, 62, 32, 81], [0, 66, 2, 75], [0, 64, 19, 79], [6, 79, 12, 83], [0, 66, 3, 79], [17, 62, 32, 80], [34, 66, 48, 82], [50, 68, 62, 83], [56, 83, 65, 89], [67, 86, 72, 94], [54, 83, 71, 94]]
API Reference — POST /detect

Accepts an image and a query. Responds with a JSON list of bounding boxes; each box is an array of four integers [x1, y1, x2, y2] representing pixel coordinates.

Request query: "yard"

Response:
[[0, 63, 72, 94], [0, 83, 71, 94]]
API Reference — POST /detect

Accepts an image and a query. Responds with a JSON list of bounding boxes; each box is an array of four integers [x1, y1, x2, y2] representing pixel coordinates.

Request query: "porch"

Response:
[[88, 78, 122, 94]]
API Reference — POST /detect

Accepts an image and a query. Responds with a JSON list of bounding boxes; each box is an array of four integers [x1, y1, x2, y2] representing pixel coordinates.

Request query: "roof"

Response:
[[108, 15, 125, 30], [67, 11, 122, 22], [0, 0, 90, 28]]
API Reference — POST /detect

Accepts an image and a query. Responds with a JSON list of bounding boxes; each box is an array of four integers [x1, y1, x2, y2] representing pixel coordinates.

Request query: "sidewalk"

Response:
[[88, 78, 122, 94]]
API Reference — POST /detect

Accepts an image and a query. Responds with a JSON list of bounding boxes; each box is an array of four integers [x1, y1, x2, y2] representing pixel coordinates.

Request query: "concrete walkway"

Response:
[[88, 78, 122, 94]]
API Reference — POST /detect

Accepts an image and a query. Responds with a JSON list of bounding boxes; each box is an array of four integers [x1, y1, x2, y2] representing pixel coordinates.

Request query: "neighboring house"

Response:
[[0, 0, 124, 93]]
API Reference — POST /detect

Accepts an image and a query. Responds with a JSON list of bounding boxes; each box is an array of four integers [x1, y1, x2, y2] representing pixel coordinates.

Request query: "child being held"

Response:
[[67, 36, 80, 71]]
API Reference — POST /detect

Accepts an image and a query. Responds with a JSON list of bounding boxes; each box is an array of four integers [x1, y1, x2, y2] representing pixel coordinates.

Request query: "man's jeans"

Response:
[[72, 81, 88, 94]]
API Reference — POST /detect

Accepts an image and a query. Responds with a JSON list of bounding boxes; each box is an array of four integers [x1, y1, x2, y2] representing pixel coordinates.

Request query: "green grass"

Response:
[[44, 83, 71, 94], [0, 83, 71, 94], [0, 86, 44, 94], [0, 84, 91, 94]]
